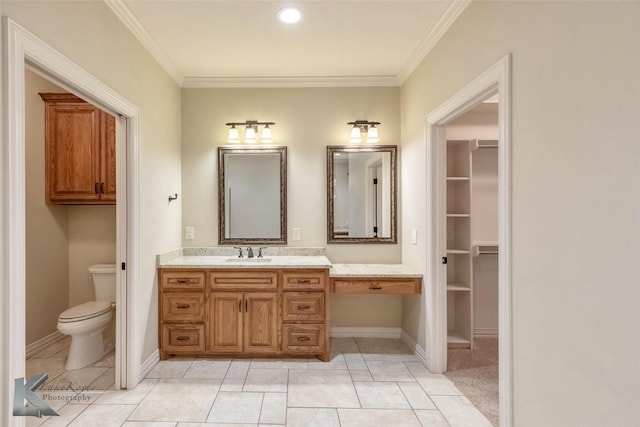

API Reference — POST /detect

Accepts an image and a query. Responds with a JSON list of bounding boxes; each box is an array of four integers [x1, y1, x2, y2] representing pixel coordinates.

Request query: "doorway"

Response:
[[2, 19, 142, 421], [425, 55, 512, 426]]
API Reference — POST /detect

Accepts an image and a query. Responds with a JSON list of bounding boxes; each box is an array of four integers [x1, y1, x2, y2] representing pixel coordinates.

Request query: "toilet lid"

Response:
[[58, 301, 112, 322]]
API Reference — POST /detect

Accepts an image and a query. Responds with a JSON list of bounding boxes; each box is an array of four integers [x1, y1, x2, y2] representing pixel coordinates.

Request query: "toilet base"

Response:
[[65, 330, 108, 371]]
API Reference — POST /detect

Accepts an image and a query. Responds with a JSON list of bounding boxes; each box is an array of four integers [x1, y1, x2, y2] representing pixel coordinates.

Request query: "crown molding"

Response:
[[104, 0, 184, 86], [396, 0, 471, 85], [182, 75, 400, 88]]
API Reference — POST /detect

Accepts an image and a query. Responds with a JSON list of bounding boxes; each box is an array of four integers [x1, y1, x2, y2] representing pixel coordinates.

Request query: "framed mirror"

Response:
[[327, 145, 397, 244], [218, 146, 287, 245]]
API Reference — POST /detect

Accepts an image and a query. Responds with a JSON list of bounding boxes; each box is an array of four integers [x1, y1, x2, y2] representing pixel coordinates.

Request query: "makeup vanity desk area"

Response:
[[330, 264, 422, 294]]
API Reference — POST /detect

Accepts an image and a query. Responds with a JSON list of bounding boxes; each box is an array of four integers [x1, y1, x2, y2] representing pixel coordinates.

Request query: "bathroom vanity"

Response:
[[157, 251, 332, 361]]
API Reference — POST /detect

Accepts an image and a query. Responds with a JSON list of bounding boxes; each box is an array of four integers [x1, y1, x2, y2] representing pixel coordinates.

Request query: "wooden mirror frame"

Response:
[[218, 146, 287, 245], [326, 145, 397, 244]]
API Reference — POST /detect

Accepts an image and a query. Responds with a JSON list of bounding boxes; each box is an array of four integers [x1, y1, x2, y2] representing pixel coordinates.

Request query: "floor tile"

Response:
[[414, 409, 451, 427], [225, 360, 250, 379], [129, 379, 220, 422], [94, 378, 158, 405], [398, 382, 437, 410], [431, 395, 493, 427], [91, 350, 116, 368], [31, 337, 71, 358], [405, 362, 462, 395], [90, 367, 115, 390], [183, 360, 231, 379], [354, 382, 410, 409], [178, 424, 255, 427], [243, 368, 288, 392], [146, 359, 193, 379], [366, 360, 415, 382], [67, 403, 135, 426], [330, 337, 359, 353], [46, 366, 109, 391], [220, 377, 244, 391], [287, 408, 340, 427], [250, 358, 309, 370], [344, 353, 368, 370], [259, 392, 287, 424], [122, 422, 177, 427], [355, 338, 413, 354], [349, 370, 374, 382], [287, 369, 359, 408], [206, 391, 263, 423], [39, 403, 88, 427], [362, 353, 420, 362], [26, 357, 67, 387], [338, 408, 422, 427], [308, 353, 347, 370]]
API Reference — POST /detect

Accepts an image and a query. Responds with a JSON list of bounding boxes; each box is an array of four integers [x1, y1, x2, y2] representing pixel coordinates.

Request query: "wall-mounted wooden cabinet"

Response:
[[39, 93, 116, 204]]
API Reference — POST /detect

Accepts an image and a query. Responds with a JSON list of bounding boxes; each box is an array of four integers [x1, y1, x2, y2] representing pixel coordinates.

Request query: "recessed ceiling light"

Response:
[[278, 6, 303, 24]]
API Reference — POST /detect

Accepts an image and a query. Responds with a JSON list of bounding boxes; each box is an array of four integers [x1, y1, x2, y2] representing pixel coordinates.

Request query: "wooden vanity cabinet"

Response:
[[39, 93, 116, 204], [158, 268, 330, 361]]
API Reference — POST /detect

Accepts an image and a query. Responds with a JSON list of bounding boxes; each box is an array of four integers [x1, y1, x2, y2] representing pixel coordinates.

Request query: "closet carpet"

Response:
[[445, 337, 499, 426]]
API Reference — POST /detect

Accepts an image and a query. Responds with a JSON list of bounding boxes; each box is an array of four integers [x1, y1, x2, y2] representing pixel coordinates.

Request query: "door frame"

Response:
[[425, 54, 512, 426], [1, 17, 141, 423]]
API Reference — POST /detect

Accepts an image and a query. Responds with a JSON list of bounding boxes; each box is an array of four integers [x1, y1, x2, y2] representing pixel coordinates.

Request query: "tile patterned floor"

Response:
[[25, 337, 493, 426]]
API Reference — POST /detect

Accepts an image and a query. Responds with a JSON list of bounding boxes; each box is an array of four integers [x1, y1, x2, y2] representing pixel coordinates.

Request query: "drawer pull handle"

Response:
[[297, 279, 311, 284], [297, 305, 311, 310], [175, 279, 190, 283], [297, 336, 311, 342], [176, 304, 190, 309], [176, 336, 190, 341], [369, 286, 383, 290]]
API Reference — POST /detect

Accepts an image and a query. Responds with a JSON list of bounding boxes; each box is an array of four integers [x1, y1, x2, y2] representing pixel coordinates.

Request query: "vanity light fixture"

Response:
[[225, 120, 276, 144], [347, 120, 381, 144]]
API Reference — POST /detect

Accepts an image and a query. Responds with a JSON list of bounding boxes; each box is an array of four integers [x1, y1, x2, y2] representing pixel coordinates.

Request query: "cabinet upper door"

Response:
[[100, 112, 117, 201], [45, 101, 102, 203]]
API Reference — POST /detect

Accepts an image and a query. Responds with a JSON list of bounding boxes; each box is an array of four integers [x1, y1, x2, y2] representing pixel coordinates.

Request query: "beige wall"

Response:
[[181, 87, 402, 326], [4, 1, 183, 364], [24, 70, 69, 346], [401, 1, 640, 425]]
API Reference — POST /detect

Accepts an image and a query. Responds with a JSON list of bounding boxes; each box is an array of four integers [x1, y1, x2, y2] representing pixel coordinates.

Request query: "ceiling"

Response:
[[106, 0, 470, 88]]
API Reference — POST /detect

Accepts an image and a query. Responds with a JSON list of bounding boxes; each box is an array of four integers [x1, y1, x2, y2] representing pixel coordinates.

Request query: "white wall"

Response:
[[3, 0, 182, 368], [401, 1, 640, 425]]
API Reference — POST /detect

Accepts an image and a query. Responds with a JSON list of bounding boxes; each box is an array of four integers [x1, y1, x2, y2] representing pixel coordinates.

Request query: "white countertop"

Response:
[[330, 263, 422, 278], [157, 255, 332, 269]]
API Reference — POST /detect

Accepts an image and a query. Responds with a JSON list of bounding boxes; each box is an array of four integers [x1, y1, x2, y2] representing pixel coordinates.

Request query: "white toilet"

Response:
[[57, 264, 116, 370]]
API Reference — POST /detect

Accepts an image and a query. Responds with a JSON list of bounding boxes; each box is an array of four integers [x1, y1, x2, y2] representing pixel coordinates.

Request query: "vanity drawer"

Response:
[[161, 270, 205, 291], [282, 292, 325, 322], [283, 324, 325, 353], [209, 271, 278, 291], [332, 278, 421, 294], [162, 324, 205, 353], [282, 270, 327, 291], [162, 293, 205, 322]]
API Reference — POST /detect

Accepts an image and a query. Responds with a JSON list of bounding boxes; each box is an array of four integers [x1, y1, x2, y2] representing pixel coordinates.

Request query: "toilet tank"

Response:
[[89, 264, 117, 302]]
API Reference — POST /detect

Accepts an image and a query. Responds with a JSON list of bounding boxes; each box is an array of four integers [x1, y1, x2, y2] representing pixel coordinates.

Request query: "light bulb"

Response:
[[349, 125, 362, 143], [227, 125, 240, 143], [366, 125, 379, 143], [261, 124, 273, 143], [244, 126, 257, 143]]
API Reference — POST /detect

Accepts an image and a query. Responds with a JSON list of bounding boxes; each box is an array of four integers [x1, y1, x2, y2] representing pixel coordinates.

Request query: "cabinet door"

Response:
[[209, 292, 243, 353], [244, 293, 278, 353], [100, 111, 117, 201], [45, 102, 101, 203]]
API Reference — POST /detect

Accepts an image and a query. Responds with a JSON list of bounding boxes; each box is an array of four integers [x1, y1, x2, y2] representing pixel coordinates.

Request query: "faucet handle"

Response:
[[233, 246, 244, 258], [258, 247, 268, 258], [246, 247, 254, 258]]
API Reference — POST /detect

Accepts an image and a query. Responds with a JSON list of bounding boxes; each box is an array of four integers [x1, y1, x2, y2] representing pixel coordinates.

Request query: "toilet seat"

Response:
[[58, 301, 112, 323]]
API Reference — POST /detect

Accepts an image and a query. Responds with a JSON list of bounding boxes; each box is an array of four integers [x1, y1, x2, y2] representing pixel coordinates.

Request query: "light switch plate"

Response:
[[185, 226, 195, 240], [411, 229, 417, 245], [292, 228, 301, 241]]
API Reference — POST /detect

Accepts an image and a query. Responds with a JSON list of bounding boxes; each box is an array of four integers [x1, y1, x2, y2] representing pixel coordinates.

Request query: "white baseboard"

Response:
[[474, 328, 499, 337], [26, 331, 65, 359], [139, 349, 160, 382], [330, 326, 401, 339], [401, 329, 428, 365]]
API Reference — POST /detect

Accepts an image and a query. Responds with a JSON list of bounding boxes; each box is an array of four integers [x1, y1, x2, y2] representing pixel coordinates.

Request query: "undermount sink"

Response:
[[225, 257, 272, 263]]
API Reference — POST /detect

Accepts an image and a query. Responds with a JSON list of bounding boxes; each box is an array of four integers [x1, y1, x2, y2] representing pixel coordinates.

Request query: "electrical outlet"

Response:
[[292, 228, 301, 241], [185, 226, 195, 240], [411, 229, 418, 245]]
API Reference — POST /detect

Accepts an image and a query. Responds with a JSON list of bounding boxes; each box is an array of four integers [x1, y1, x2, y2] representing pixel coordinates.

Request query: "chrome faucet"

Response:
[[247, 247, 254, 258], [233, 246, 244, 258], [258, 247, 267, 258]]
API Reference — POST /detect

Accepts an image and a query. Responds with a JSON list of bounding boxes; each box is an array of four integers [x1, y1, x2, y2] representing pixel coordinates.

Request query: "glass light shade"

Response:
[[278, 7, 303, 24], [366, 125, 379, 143], [227, 125, 240, 143], [261, 125, 273, 143], [349, 126, 362, 143], [244, 126, 257, 143]]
